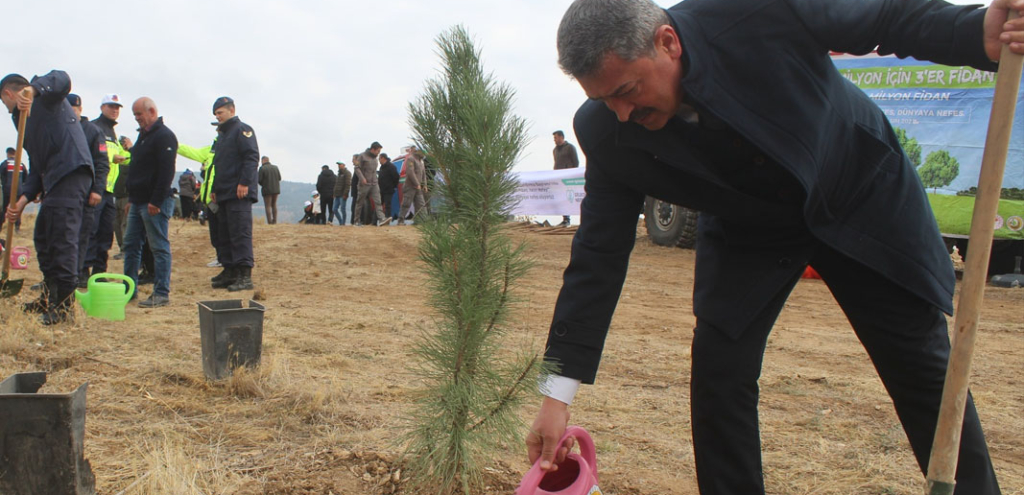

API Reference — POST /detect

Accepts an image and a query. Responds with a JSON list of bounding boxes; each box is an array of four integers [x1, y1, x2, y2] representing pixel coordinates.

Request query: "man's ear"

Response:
[[655, 25, 683, 60]]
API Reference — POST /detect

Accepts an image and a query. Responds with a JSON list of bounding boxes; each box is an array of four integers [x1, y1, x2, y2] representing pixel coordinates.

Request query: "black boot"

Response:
[[211, 266, 237, 289], [41, 281, 75, 326], [77, 268, 90, 289], [227, 266, 253, 292], [22, 280, 49, 314], [211, 266, 232, 284]]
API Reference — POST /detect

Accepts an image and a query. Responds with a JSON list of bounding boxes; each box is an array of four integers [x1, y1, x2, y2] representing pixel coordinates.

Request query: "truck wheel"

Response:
[[644, 197, 698, 249]]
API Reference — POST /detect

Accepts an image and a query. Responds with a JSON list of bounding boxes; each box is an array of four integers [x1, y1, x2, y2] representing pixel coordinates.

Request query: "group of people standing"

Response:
[[1, 69, 262, 322], [299, 141, 428, 226]]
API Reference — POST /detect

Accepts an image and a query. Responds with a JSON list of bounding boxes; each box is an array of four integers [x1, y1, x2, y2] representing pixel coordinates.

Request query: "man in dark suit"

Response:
[[527, 0, 1024, 493]]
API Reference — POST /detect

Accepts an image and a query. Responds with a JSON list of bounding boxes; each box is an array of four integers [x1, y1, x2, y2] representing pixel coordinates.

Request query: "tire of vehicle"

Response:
[[644, 197, 698, 249]]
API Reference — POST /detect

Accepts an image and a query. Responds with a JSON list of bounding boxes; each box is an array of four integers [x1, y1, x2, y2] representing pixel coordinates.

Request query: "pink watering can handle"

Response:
[[516, 425, 598, 495]]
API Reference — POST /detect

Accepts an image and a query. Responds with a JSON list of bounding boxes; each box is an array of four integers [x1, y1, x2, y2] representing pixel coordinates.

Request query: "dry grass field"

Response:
[[0, 215, 1021, 494]]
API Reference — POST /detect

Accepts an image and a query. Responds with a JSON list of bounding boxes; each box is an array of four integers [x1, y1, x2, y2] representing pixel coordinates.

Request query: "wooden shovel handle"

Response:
[[2, 88, 30, 277], [924, 10, 1023, 495]]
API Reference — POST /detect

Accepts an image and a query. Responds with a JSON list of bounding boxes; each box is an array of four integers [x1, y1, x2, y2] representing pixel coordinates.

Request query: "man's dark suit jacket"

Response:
[[546, 0, 998, 384]]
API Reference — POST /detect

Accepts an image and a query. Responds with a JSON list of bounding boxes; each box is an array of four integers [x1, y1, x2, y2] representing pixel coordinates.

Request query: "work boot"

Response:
[[211, 266, 237, 289], [41, 282, 75, 326], [22, 280, 49, 314], [227, 266, 253, 292], [77, 268, 90, 289], [211, 266, 232, 284]]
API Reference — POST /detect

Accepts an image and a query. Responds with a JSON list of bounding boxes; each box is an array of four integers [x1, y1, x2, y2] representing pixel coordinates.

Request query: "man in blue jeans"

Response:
[[123, 97, 177, 307]]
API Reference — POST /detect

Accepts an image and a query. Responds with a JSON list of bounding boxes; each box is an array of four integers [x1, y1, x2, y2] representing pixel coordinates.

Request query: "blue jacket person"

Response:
[[1, 70, 94, 325]]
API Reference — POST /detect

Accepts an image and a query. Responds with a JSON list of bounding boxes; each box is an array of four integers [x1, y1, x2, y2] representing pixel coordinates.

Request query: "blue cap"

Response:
[[66, 93, 82, 107], [212, 96, 234, 113]]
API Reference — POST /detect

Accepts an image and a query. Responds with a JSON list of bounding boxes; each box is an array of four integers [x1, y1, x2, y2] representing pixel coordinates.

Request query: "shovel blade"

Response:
[[0, 277, 24, 298]]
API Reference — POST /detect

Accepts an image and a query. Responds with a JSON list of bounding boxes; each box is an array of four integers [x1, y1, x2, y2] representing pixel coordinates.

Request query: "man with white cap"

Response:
[[93, 93, 132, 261]]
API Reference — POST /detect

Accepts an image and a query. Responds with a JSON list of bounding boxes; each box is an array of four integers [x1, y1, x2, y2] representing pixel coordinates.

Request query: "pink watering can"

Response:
[[517, 426, 602, 495]]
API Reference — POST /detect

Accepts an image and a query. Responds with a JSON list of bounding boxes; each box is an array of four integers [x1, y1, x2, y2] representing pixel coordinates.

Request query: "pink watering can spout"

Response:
[[517, 426, 602, 495]]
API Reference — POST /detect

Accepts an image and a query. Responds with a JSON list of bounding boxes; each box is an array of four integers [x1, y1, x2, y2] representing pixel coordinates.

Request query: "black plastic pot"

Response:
[[197, 300, 266, 380], [0, 372, 95, 495]]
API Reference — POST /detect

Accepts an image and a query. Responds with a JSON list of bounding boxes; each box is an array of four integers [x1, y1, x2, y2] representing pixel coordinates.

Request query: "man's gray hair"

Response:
[[557, 0, 670, 78]]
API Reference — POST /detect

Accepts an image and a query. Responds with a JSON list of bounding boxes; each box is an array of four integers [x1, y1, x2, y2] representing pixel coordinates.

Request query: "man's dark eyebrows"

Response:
[[591, 82, 633, 101]]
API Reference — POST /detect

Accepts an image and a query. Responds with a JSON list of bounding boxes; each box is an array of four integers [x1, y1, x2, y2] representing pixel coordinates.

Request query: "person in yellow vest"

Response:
[[83, 94, 130, 274], [177, 139, 224, 269]]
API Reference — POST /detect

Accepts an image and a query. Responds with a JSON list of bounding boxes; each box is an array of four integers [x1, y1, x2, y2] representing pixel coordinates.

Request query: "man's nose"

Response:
[[605, 99, 633, 123]]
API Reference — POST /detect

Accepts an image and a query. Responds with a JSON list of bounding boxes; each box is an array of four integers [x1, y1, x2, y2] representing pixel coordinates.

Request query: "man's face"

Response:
[[576, 25, 684, 131], [378, 156, 386, 165], [71, 105, 82, 118], [370, 147, 381, 157], [214, 106, 235, 124], [101, 104, 120, 121], [261, 158, 269, 165], [133, 102, 156, 129], [553, 134, 565, 146]]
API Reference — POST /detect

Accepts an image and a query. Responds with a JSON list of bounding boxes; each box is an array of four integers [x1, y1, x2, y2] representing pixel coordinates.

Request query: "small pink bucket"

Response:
[[9, 246, 30, 269], [517, 426, 602, 495]]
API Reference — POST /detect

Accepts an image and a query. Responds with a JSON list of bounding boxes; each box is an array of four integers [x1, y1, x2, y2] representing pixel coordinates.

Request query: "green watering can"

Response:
[[74, 273, 135, 321]]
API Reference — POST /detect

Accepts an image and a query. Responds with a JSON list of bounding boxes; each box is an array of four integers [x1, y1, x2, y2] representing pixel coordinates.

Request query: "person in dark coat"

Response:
[[526, 1, 1022, 493], [258, 156, 282, 224], [1, 146, 27, 233], [178, 169, 198, 220], [333, 161, 352, 225], [123, 97, 177, 308], [316, 164, 336, 224], [2, 71, 94, 324], [377, 153, 399, 220], [67, 94, 110, 288], [209, 97, 259, 291]]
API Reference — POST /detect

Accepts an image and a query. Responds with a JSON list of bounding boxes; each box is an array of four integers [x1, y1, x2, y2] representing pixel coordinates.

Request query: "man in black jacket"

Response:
[[377, 153, 399, 221], [527, 0, 1023, 493], [316, 164, 336, 224], [123, 97, 177, 308], [209, 96, 259, 291], [67, 94, 109, 288], [2, 71, 94, 324]]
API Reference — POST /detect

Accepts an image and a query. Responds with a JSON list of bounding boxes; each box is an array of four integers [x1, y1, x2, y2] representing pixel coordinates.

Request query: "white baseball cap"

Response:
[[100, 94, 122, 107]]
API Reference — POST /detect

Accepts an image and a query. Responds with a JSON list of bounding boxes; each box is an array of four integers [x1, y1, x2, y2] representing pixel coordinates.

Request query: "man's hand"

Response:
[[984, 0, 1024, 61], [361, 179, 368, 185], [147, 203, 159, 216], [526, 396, 574, 472], [16, 87, 35, 118], [112, 155, 126, 164], [87, 192, 102, 207], [237, 184, 249, 199], [4, 196, 28, 222], [210, 192, 217, 204]]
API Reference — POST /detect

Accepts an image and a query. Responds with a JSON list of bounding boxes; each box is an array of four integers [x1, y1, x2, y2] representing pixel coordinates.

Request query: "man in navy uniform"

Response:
[[527, 0, 1024, 493], [209, 96, 259, 292], [67, 94, 110, 288], [2, 71, 93, 324]]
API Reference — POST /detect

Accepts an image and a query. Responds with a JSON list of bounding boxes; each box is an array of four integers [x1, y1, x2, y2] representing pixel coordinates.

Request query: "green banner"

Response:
[[838, 65, 996, 90], [927, 194, 1024, 240]]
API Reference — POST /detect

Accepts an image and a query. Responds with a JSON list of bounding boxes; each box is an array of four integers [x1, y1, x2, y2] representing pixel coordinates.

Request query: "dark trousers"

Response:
[[690, 242, 1000, 495], [86, 192, 116, 273], [207, 205, 227, 265], [216, 198, 254, 268], [180, 196, 195, 220], [381, 191, 394, 219], [77, 202, 96, 276], [321, 196, 334, 224], [34, 168, 90, 288]]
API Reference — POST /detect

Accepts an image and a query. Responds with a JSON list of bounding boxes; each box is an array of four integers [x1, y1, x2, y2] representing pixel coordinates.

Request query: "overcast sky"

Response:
[[1, 0, 989, 184]]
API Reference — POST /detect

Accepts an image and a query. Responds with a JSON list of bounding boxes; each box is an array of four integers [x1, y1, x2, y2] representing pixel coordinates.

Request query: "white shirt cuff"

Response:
[[540, 374, 581, 405]]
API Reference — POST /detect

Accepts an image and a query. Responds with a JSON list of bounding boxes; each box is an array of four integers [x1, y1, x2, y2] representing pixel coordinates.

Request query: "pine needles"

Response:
[[402, 25, 548, 495]]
